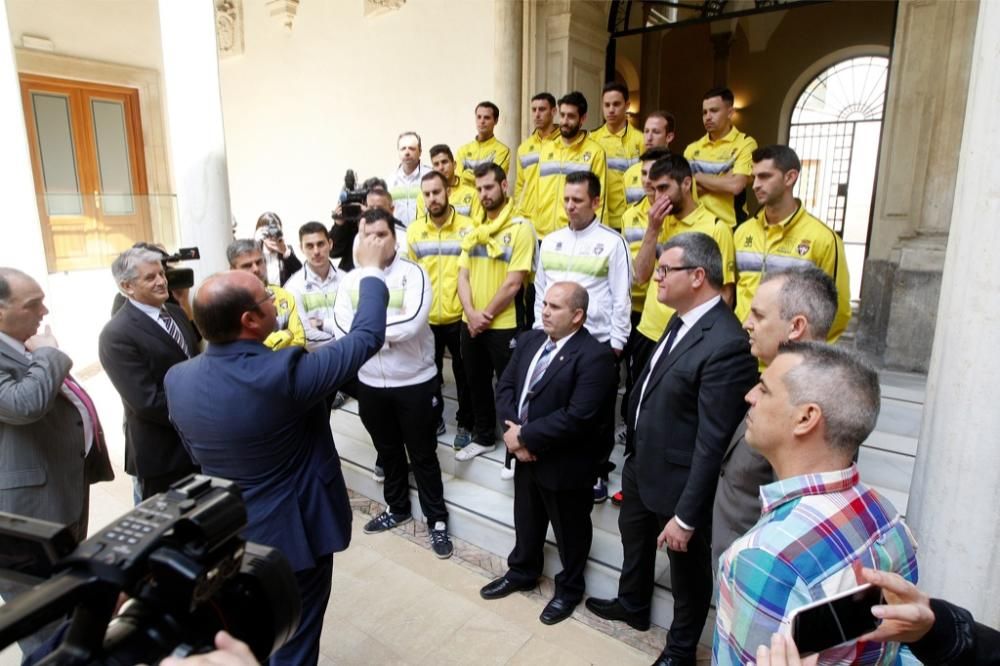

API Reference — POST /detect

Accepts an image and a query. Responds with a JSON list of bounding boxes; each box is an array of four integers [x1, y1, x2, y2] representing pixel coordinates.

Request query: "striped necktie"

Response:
[[519, 340, 557, 423], [159, 309, 190, 357]]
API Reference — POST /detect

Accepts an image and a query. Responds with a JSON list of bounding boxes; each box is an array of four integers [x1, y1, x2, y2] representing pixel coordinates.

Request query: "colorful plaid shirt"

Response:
[[713, 464, 919, 665]]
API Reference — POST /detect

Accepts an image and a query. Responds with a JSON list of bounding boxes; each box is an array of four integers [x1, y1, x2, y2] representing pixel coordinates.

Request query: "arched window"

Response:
[[788, 55, 889, 301]]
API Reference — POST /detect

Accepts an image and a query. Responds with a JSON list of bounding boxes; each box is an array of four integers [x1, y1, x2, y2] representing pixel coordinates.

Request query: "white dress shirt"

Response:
[[517, 329, 579, 418]]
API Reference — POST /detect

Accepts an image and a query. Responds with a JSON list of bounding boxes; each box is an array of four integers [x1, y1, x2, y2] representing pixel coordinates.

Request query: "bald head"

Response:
[[540, 281, 589, 341], [193, 271, 268, 344]]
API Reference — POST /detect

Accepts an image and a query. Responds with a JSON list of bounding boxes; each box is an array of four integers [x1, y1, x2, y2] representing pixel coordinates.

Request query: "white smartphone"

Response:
[[787, 583, 883, 656]]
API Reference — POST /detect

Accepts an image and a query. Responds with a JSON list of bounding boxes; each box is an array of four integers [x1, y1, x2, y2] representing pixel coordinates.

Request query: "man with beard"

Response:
[[515, 92, 559, 224], [416, 144, 484, 221], [455, 163, 536, 461], [534, 91, 607, 238], [408, 170, 478, 450]]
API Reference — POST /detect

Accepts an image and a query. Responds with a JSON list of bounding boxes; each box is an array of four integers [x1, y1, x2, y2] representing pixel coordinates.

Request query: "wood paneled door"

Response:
[[20, 74, 152, 272]]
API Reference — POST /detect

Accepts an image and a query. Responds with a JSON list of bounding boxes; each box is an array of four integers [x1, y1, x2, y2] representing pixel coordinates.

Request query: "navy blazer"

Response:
[[496, 328, 616, 490], [164, 276, 388, 571], [626, 300, 757, 528]]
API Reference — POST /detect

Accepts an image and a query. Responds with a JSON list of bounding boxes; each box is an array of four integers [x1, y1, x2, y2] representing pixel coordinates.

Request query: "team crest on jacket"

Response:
[[583, 152, 591, 161], [796, 240, 811, 256], [459, 228, 470, 237], [555, 242, 563, 251], [503, 233, 512, 245], [744, 236, 753, 248], [593, 243, 604, 255], [401, 275, 408, 287]]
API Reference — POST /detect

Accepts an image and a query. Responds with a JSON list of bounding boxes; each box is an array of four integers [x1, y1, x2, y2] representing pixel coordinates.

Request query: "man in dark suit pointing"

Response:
[[480, 282, 616, 625], [164, 233, 393, 666], [586, 232, 757, 665]]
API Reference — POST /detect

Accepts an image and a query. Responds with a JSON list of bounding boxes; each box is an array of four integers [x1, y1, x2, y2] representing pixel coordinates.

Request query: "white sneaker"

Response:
[[455, 442, 496, 461], [500, 459, 515, 480], [614, 423, 627, 447]]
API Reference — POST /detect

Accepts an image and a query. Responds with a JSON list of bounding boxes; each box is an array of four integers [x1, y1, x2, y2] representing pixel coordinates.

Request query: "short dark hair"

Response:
[[640, 147, 673, 163], [602, 81, 629, 101], [703, 87, 735, 105], [361, 207, 397, 238], [0, 267, 30, 307], [777, 341, 881, 455], [663, 232, 724, 289], [558, 91, 588, 117], [565, 171, 601, 199], [646, 110, 675, 134], [226, 238, 260, 267], [752, 145, 802, 174], [473, 162, 507, 183], [531, 92, 556, 108], [429, 144, 454, 161], [762, 267, 839, 340], [363, 177, 388, 191], [476, 101, 500, 122], [299, 221, 329, 241], [421, 170, 449, 189], [193, 280, 258, 344], [649, 154, 693, 184]]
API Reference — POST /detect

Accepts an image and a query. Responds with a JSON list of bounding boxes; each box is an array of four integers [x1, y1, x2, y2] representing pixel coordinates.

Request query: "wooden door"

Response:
[[20, 74, 151, 272]]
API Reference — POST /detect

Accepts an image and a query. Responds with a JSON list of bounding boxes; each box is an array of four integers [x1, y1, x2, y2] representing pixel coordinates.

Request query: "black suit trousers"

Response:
[[506, 463, 593, 601], [617, 456, 713, 660], [460, 326, 515, 445]]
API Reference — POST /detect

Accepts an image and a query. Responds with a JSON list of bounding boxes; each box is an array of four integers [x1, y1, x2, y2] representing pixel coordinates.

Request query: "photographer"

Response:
[[254, 212, 302, 286]]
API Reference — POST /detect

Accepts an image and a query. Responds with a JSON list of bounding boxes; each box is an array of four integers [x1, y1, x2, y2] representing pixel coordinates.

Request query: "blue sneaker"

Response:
[[453, 427, 472, 450], [593, 479, 608, 504]]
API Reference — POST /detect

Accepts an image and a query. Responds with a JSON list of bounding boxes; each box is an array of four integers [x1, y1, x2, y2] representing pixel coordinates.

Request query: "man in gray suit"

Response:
[[711, 266, 838, 566], [0, 267, 114, 656]]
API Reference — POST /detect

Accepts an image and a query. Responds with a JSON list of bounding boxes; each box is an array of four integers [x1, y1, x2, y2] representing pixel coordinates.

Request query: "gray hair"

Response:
[[777, 341, 880, 455], [397, 131, 422, 150], [111, 248, 165, 285], [0, 267, 32, 307], [663, 232, 723, 289], [226, 238, 261, 267], [762, 267, 838, 340]]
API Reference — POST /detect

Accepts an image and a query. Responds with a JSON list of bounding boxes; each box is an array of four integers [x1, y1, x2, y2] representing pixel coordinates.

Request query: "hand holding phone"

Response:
[[788, 583, 883, 656]]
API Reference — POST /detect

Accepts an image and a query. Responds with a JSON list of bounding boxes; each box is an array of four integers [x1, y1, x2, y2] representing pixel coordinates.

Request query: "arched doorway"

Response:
[[787, 55, 889, 301]]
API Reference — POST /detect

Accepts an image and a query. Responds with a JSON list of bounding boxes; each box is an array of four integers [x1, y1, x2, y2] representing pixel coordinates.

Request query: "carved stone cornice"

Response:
[[215, 0, 244, 58], [364, 0, 406, 17]]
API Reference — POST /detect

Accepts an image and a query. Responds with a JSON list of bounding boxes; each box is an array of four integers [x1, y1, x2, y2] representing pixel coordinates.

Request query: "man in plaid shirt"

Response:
[[713, 342, 918, 665]]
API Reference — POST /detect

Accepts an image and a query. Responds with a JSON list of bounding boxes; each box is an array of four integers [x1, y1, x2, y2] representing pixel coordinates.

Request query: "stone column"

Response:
[[494, 0, 523, 169], [906, 0, 1000, 627], [0, 0, 49, 280], [855, 0, 978, 371], [157, 0, 233, 282]]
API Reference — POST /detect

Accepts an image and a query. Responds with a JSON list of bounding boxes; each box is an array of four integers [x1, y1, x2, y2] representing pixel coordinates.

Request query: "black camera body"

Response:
[[161, 247, 201, 292], [261, 222, 283, 242], [0, 476, 300, 665], [336, 169, 368, 223]]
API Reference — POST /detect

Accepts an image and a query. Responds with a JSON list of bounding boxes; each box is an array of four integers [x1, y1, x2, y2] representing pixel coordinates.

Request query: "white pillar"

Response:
[[157, 0, 232, 283], [0, 0, 49, 281], [494, 0, 523, 171], [906, 0, 1000, 626]]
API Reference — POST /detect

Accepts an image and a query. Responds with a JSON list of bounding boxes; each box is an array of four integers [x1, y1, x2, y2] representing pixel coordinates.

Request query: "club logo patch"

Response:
[[796, 240, 811, 256], [594, 243, 604, 255], [503, 233, 512, 245]]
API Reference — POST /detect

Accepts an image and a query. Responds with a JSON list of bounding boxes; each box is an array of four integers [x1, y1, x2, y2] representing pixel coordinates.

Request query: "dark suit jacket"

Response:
[[163, 276, 388, 571], [98, 300, 199, 479], [496, 328, 616, 490], [0, 342, 113, 540], [626, 299, 757, 528]]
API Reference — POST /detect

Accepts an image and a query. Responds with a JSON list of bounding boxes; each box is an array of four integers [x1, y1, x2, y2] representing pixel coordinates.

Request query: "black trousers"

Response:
[[357, 379, 448, 524], [431, 322, 474, 431], [594, 341, 620, 481], [459, 326, 516, 445], [269, 554, 333, 666], [617, 456, 713, 661], [505, 464, 593, 602]]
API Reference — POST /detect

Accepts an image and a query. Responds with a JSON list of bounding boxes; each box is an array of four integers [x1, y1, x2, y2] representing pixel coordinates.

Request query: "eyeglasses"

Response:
[[654, 264, 698, 279], [253, 288, 276, 308]]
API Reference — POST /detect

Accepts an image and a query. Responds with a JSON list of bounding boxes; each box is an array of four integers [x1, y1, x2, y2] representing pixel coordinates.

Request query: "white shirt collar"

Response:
[[677, 295, 721, 331], [128, 297, 164, 320]]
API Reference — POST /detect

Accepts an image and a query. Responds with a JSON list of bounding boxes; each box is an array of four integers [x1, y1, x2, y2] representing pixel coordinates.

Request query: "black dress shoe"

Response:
[[650, 654, 695, 666], [539, 597, 578, 625], [584, 596, 651, 631], [479, 576, 536, 600]]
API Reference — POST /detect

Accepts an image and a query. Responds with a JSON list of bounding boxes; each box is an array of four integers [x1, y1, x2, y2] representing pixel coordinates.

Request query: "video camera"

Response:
[[335, 169, 368, 224], [0, 476, 300, 665], [160, 246, 201, 292]]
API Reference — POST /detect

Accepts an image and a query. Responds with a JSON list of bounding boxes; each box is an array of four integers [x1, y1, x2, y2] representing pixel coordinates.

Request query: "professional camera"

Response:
[[0, 475, 300, 665], [335, 169, 368, 224], [261, 222, 283, 242], [161, 246, 201, 292]]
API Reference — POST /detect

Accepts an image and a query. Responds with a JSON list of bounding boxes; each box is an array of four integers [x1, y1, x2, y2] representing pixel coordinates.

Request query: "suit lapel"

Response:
[[0, 338, 30, 368], [515, 332, 546, 398], [123, 301, 187, 360], [639, 302, 725, 406], [530, 331, 583, 396]]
